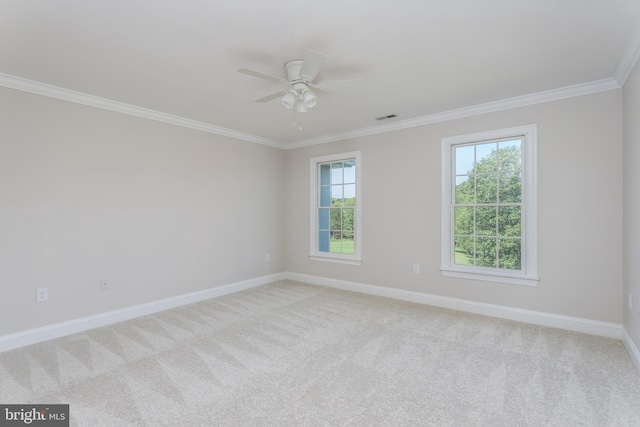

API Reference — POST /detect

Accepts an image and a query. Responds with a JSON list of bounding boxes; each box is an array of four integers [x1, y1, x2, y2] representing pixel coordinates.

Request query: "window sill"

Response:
[[441, 267, 539, 287], [310, 255, 362, 266]]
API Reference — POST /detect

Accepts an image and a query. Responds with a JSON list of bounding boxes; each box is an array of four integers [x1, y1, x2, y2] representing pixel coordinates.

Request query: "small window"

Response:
[[441, 125, 538, 286], [310, 151, 361, 265]]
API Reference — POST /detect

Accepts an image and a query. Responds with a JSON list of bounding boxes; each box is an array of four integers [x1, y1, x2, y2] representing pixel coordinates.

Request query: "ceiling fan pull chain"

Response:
[[294, 108, 304, 130]]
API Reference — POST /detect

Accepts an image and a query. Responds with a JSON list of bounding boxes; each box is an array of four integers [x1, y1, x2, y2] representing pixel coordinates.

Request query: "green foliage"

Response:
[[328, 197, 355, 254], [454, 144, 522, 270], [329, 199, 355, 231], [331, 238, 354, 254]]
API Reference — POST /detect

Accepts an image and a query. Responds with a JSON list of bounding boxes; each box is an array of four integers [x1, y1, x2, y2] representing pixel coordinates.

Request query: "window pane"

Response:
[[330, 230, 342, 253], [331, 163, 343, 184], [499, 173, 521, 203], [454, 207, 474, 235], [476, 143, 498, 172], [476, 174, 497, 203], [344, 184, 356, 201], [476, 206, 496, 236], [320, 185, 331, 207], [498, 140, 522, 172], [476, 237, 497, 267], [330, 208, 341, 230], [455, 145, 475, 175], [320, 164, 331, 185], [318, 208, 329, 230], [498, 206, 521, 237], [319, 230, 330, 252], [331, 185, 343, 203], [455, 176, 474, 204], [343, 161, 356, 183], [342, 231, 355, 254], [498, 238, 521, 270], [343, 208, 354, 231], [454, 237, 474, 266]]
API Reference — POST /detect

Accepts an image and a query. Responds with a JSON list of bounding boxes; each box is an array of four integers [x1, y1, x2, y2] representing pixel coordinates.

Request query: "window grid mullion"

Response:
[[451, 138, 524, 271]]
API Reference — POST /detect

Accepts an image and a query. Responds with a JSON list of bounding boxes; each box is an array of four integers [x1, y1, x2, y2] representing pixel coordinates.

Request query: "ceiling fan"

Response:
[[237, 50, 363, 113]]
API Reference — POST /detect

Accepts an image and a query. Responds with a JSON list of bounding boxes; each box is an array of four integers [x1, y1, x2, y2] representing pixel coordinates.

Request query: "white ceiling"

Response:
[[2, 0, 640, 148]]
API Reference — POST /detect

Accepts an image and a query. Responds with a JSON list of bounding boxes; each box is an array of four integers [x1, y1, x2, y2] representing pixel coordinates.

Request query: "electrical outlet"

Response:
[[100, 279, 109, 291], [36, 288, 48, 302], [265, 253, 271, 262], [413, 264, 420, 274]]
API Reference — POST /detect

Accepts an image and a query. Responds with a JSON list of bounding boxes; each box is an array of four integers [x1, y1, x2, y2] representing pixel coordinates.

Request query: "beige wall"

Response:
[[0, 87, 285, 336], [624, 59, 640, 348], [0, 83, 627, 338], [285, 90, 623, 323]]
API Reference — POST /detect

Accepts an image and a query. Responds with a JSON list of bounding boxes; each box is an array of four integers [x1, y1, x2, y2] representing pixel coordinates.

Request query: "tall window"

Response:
[[310, 151, 361, 265], [441, 125, 538, 286]]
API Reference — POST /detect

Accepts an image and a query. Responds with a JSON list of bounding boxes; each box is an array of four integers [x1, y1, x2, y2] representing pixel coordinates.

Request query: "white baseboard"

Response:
[[622, 327, 640, 373], [0, 273, 287, 353], [285, 272, 623, 340], [1, 271, 629, 360]]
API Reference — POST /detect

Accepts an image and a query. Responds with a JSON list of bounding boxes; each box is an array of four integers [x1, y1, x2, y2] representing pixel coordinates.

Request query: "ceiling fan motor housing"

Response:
[[284, 59, 305, 82]]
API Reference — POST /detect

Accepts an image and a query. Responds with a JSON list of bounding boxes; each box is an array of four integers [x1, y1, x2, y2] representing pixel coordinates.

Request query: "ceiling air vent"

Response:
[[375, 114, 398, 121]]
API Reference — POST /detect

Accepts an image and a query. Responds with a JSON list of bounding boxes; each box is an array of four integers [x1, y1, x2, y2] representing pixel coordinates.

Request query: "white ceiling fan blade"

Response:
[[237, 68, 288, 85], [255, 91, 287, 103], [313, 79, 364, 91], [299, 50, 327, 82]]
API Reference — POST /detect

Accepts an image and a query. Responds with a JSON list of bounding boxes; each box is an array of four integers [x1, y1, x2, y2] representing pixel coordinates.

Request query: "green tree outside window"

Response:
[[453, 141, 522, 270]]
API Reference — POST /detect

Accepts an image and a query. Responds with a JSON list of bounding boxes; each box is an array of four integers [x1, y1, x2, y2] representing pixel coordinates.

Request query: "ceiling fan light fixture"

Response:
[[296, 98, 308, 113], [301, 88, 317, 109], [281, 90, 297, 110]]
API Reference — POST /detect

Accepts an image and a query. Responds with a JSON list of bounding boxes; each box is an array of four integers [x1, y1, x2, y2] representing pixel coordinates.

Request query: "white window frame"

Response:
[[441, 125, 538, 286], [310, 151, 362, 265]]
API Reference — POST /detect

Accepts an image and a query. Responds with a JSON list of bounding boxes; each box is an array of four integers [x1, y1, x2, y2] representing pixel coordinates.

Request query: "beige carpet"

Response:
[[1, 280, 639, 426]]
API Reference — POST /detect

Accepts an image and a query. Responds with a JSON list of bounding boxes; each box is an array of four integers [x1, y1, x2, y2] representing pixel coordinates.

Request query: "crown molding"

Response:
[[0, 73, 286, 149], [0, 72, 622, 151], [613, 15, 640, 86], [284, 77, 621, 149]]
